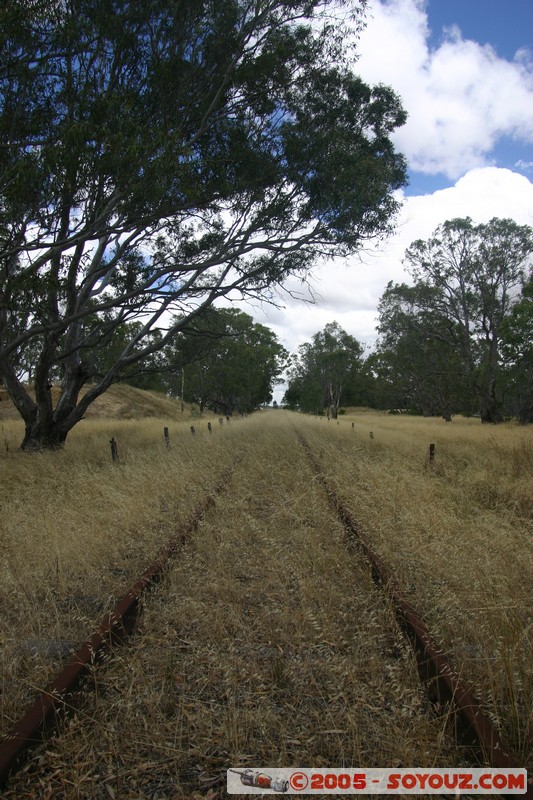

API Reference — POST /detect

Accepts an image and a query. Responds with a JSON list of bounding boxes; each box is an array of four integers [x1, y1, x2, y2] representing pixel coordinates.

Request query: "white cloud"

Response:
[[355, 0, 533, 178], [232, 1, 533, 401], [243, 168, 533, 368]]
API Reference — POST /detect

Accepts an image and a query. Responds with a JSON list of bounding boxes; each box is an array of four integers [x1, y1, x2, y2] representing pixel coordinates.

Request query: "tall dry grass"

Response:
[[0, 414, 234, 738], [2, 413, 464, 799], [300, 411, 533, 764], [0, 409, 531, 798]]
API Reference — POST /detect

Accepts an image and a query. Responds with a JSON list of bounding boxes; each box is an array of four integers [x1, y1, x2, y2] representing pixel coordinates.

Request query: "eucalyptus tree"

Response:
[[171, 308, 287, 415], [500, 276, 533, 423], [285, 321, 364, 417], [0, 0, 407, 449], [376, 281, 472, 418], [388, 218, 533, 422]]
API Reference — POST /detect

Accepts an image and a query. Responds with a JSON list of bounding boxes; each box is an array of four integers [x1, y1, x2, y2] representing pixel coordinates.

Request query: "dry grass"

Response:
[[0, 407, 531, 798], [0, 384, 191, 426], [0, 414, 235, 741], [2, 414, 463, 799], [300, 411, 533, 764]]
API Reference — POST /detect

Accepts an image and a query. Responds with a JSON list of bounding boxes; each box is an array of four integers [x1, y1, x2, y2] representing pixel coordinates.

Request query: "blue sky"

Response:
[[411, 0, 533, 191], [427, 0, 533, 62], [230, 0, 533, 398]]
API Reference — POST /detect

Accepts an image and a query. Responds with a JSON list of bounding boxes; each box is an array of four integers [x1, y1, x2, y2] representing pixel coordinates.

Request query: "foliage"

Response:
[[284, 321, 364, 417], [376, 282, 472, 418], [500, 276, 533, 423], [0, 0, 407, 449], [376, 218, 533, 422], [165, 308, 288, 414]]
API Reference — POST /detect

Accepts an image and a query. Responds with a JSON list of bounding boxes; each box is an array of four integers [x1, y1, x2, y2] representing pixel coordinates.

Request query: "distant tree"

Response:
[[376, 282, 472, 418], [284, 322, 364, 417], [500, 276, 533, 423], [283, 352, 324, 414], [164, 308, 287, 415], [0, 0, 407, 449], [356, 351, 394, 411], [391, 217, 533, 422], [80, 318, 168, 392]]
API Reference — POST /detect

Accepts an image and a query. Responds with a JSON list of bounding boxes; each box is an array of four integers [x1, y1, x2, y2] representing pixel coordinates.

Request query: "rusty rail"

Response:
[[1, 432, 527, 794], [297, 431, 519, 771], [0, 463, 236, 789]]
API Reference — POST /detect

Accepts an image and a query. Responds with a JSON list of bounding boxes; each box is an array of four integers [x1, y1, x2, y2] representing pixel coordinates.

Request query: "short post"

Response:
[[428, 443, 435, 464], [110, 437, 119, 462], [190, 425, 196, 436], [352, 422, 355, 429], [369, 431, 374, 440], [207, 422, 212, 433], [164, 426, 170, 449], [226, 415, 230, 422]]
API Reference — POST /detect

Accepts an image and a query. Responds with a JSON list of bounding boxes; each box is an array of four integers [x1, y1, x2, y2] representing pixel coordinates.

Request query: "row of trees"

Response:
[[284, 321, 365, 418], [0, 0, 407, 450], [284, 217, 533, 423], [122, 308, 287, 415]]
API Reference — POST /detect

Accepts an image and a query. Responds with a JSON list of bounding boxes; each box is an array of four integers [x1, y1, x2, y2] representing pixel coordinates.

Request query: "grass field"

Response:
[[304, 412, 533, 757], [0, 404, 531, 798]]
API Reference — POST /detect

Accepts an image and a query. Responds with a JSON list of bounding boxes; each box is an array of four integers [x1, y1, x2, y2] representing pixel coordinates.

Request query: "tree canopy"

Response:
[[0, 0, 407, 449], [376, 217, 533, 421], [500, 276, 533, 423], [284, 321, 364, 417], [164, 307, 288, 414]]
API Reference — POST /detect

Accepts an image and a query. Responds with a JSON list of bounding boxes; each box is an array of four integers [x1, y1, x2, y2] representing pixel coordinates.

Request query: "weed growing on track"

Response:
[[1, 409, 531, 798], [2, 414, 464, 799], [302, 411, 533, 765]]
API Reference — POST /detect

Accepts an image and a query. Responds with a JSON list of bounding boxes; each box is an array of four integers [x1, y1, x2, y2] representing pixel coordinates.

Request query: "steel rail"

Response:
[[2, 431, 528, 796], [296, 431, 519, 772], [0, 462, 237, 789]]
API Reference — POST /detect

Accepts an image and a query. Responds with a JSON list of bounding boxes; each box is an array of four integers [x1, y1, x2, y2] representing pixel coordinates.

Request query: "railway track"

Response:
[[296, 430, 519, 772], [0, 458, 240, 791], [0, 419, 529, 797]]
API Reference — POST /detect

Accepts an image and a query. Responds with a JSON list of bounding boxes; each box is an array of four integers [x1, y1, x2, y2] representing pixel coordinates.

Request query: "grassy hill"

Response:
[[0, 383, 188, 422]]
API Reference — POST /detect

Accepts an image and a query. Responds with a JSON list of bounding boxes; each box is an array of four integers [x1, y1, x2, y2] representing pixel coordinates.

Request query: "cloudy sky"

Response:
[[229, 0, 533, 399]]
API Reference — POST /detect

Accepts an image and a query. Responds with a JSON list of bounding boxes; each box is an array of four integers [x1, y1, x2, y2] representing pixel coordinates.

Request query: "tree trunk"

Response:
[[21, 417, 69, 450], [326, 381, 341, 419], [478, 392, 504, 423], [518, 384, 533, 424], [477, 374, 503, 423], [1, 354, 92, 450]]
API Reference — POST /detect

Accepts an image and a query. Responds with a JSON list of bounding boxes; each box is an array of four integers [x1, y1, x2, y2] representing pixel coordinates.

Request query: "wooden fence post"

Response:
[[164, 427, 170, 449], [190, 425, 196, 436], [109, 437, 119, 462], [207, 422, 212, 433], [428, 443, 435, 464]]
